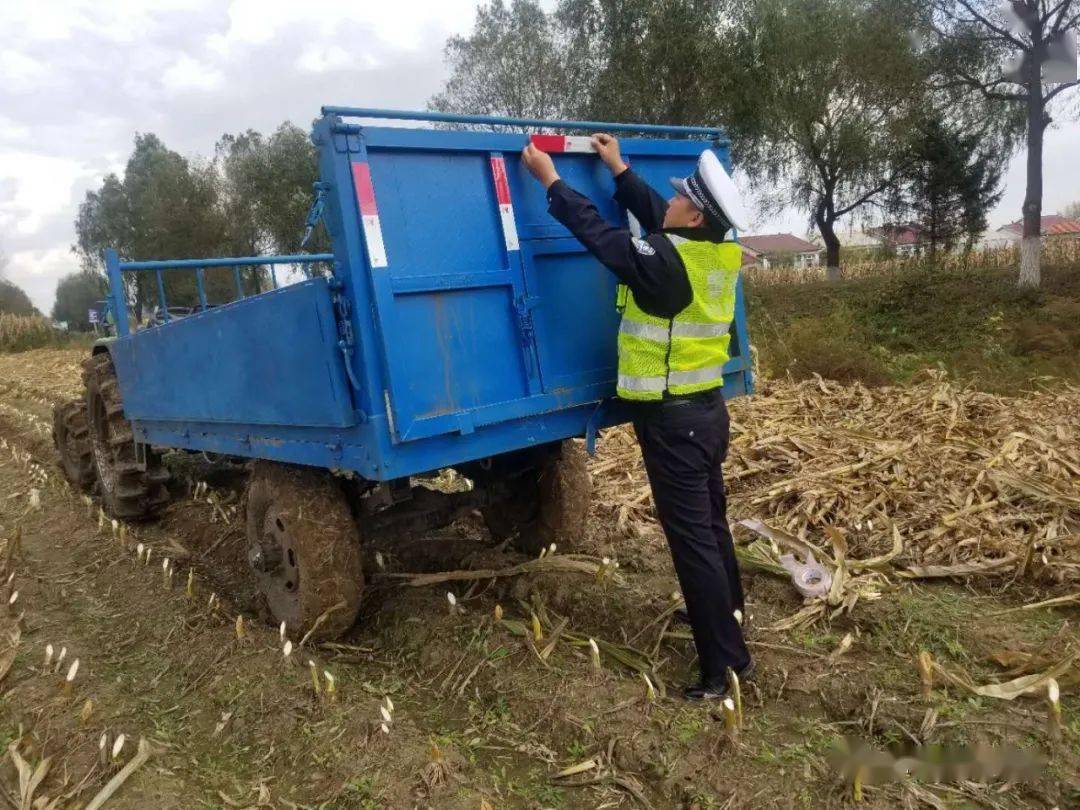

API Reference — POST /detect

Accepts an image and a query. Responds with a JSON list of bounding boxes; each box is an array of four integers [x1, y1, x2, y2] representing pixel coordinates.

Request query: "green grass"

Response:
[[748, 263, 1080, 392]]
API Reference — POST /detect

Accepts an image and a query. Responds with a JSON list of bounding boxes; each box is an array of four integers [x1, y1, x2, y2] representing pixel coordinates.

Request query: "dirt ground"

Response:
[[0, 348, 1078, 809]]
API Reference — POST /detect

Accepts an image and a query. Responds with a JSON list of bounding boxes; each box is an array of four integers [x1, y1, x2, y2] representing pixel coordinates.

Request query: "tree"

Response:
[[51, 271, 107, 331], [728, 0, 930, 279], [557, 0, 728, 126], [1063, 200, 1080, 218], [900, 118, 1007, 254], [215, 122, 323, 258], [429, 0, 572, 124], [0, 279, 38, 316], [927, 0, 1080, 286], [75, 133, 232, 317]]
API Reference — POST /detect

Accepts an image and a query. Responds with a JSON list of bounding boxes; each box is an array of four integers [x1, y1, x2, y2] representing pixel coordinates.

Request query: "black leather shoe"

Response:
[[682, 660, 755, 702]]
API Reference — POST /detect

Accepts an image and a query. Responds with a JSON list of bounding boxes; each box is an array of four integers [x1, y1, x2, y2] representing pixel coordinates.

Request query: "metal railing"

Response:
[[104, 248, 335, 337]]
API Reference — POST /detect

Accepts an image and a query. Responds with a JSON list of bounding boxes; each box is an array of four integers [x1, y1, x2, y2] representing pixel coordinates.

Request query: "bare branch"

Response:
[[955, 0, 1030, 49], [949, 70, 1030, 101], [1056, 9, 1080, 30], [1044, 79, 1080, 101], [1050, 0, 1076, 30], [834, 179, 894, 219]]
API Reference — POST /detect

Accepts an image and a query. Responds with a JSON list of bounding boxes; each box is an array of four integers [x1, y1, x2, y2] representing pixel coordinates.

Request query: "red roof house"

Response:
[[740, 233, 822, 269]]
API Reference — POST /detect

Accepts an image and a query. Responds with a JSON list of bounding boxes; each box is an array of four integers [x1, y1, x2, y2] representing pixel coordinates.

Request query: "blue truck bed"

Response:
[[101, 109, 753, 481]]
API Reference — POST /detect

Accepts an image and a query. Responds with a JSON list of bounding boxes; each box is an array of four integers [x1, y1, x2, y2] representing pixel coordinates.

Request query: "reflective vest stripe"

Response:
[[619, 320, 669, 342], [619, 319, 729, 342], [617, 374, 667, 393], [671, 321, 730, 339], [668, 363, 727, 387]]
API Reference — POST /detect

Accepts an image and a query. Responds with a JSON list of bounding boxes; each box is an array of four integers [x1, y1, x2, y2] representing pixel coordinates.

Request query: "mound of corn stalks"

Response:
[[591, 370, 1080, 624]]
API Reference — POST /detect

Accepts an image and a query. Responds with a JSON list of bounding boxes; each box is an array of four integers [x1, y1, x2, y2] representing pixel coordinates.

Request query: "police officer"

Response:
[[522, 134, 752, 700]]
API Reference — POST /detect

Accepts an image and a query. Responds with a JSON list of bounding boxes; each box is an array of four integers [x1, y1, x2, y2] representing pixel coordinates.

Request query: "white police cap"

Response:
[[670, 150, 749, 233]]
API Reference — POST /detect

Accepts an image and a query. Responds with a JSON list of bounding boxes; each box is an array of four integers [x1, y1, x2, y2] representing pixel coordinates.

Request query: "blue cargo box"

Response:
[[103, 109, 753, 481]]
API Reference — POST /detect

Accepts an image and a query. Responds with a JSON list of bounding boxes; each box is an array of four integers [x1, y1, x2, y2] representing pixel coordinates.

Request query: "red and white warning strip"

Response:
[[528, 134, 596, 154], [350, 162, 388, 268], [489, 156, 520, 252]]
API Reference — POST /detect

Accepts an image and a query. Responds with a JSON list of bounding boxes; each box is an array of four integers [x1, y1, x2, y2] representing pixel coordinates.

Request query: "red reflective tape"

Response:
[[490, 156, 512, 205], [529, 134, 566, 152], [351, 162, 378, 217]]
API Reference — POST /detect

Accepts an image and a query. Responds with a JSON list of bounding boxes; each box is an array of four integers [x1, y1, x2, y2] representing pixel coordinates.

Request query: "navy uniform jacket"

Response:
[[546, 168, 727, 320]]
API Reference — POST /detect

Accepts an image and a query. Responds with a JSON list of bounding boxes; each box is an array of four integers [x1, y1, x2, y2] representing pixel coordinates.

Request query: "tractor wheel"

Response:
[[83, 353, 171, 520], [483, 440, 592, 556], [52, 399, 95, 491], [245, 462, 364, 641]]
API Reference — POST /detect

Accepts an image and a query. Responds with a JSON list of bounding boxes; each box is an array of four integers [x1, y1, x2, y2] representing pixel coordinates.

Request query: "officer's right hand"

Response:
[[591, 134, 627, 175]]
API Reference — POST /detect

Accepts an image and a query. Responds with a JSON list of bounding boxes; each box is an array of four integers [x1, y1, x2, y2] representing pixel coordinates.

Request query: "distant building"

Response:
[[740, 233, 823, 270], [835, 223, 926, 256], [978, 215, 1080, 249], [865, 223, 926, 257]]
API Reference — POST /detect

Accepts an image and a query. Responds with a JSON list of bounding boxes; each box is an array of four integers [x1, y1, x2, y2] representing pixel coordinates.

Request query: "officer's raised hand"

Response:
[[521, 143, 560, 189], [591, 133, 628, 176]]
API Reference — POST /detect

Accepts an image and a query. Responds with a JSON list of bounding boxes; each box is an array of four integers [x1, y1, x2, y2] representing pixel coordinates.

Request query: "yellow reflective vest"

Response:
[[616, 235, 741, 401]]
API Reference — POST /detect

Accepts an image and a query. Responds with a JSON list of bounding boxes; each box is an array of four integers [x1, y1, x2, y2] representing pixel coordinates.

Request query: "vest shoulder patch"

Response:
[[632, 237, 656, 256]]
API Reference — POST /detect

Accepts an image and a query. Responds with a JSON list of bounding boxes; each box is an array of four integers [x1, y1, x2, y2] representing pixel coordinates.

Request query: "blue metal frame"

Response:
[[321, 106, 728, 141], [100, 108, 753, 482]]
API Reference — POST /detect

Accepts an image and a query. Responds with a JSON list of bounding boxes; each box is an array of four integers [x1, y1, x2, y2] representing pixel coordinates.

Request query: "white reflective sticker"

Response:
[[498, 203, 520, 252], [632, 237, 655, 256], [362, 215, 388, 268]]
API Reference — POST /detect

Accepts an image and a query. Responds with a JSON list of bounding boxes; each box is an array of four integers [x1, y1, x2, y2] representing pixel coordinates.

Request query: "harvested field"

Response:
[[1, 347, 1078, 808]]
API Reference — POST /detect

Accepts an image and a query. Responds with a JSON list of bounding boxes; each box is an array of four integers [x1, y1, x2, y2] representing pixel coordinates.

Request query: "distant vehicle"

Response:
[[52, 107, 754, 642]]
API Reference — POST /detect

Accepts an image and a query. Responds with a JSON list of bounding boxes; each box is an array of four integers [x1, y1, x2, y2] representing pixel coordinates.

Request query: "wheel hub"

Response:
[[250, 507, 302, 626]]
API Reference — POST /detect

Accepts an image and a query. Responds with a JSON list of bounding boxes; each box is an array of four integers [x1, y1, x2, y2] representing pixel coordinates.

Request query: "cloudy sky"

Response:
[[2, 1, 1078, 314]]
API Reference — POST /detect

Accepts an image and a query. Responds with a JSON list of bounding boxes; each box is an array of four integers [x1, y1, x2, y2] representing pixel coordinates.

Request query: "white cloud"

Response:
[[162, 54, 225, 92], [296, 44, 370, 74], [0, 154, 90, 236], [6, 248, 79, 316], [0, 50, 48, 85], [217, 0, 476, 50]]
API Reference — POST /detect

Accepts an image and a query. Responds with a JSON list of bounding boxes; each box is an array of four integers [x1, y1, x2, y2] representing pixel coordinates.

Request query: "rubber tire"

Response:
[[483, 441, 592, 556], [246, 461, 364, 641], [82, 353, 171, 520], [52, 399, 96, 491]]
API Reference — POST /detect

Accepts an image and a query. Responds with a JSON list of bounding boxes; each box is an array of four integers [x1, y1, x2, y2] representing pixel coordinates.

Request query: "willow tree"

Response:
[[928, 0, 1079, 287], [728, 0, 928, 279], [428, 0, 572, 123]]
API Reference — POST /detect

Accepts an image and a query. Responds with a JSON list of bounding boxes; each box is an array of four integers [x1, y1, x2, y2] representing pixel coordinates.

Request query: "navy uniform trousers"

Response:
[[632, 388, 751, 682]]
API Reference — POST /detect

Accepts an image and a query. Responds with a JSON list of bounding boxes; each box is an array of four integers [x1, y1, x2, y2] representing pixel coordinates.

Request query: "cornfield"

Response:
[[745, 239, 1080, 286], [0, 313, 62, 353]]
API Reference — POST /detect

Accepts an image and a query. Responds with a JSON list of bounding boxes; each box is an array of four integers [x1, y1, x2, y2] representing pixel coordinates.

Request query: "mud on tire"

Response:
[[483, 440, 592, 556], [246, 461, 364, 641], [82, 353, 170, 520], [52, 399, 96, 491]]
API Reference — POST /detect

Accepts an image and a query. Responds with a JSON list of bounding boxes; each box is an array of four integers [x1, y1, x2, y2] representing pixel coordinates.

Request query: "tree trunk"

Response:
[[1019, 66, 1045, 287], [815, 204, 841, 281]]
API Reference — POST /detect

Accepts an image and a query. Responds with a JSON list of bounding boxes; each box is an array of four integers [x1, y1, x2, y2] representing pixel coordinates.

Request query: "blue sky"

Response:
[[1, 1, 1078, 313]]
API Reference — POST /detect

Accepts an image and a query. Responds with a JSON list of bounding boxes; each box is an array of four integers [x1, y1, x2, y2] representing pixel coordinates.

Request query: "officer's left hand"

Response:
[[521, 144, 560, 188]]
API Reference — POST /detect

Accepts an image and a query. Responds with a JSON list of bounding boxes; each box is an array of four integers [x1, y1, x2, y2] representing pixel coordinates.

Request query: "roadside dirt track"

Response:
[[0, 348, 1077, 809]]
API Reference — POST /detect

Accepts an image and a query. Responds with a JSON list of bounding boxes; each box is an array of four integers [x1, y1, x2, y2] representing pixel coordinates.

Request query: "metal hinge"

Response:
[[330, 283, 362, 390], [513, 295, 540, 346], [300, 182, 330, 248]]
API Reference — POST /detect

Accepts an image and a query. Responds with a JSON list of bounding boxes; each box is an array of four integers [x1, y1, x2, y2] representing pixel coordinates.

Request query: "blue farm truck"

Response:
[[51, 108, 754, 641]]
